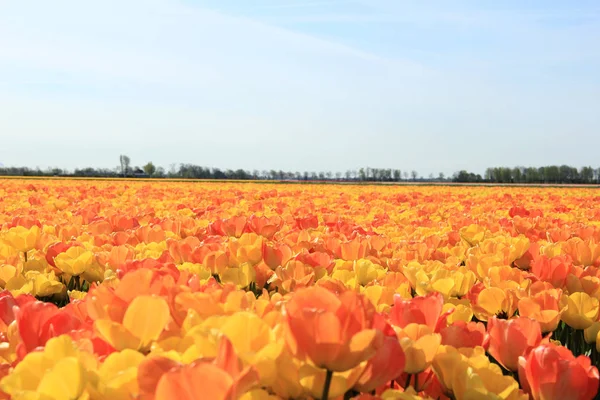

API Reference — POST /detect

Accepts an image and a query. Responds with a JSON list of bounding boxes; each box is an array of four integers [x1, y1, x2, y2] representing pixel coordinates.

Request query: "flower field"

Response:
[[1, 179, 600, 400]]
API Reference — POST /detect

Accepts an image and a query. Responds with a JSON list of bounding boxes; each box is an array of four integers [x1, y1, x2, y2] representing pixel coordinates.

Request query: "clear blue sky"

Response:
[[1, 0, 599, 176]]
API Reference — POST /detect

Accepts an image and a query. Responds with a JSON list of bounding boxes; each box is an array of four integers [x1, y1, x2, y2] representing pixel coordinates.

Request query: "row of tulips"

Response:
[[1, 179, 600, 399]]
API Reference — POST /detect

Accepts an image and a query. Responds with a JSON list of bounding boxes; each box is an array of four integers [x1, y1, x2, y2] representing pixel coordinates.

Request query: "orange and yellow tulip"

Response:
[[283, 286, 383, 372]]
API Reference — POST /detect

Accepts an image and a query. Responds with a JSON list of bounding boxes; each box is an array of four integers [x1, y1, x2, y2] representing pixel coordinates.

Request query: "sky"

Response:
[[0, 0, 599, 177]]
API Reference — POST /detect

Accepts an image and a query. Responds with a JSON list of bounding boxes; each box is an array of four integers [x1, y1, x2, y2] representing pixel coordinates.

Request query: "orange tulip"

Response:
[[518, 342, 599, 400], [530, 255, 573, 288], [518, 289, 565, 333], [354, 315, 405, 392], [487, 316, 542, 371], [439, 321, 486, 349], [283, 286, 383, 372], [138, 356, 182, 399], [390, 292, 444, 332], [155, 336, 259, 400]]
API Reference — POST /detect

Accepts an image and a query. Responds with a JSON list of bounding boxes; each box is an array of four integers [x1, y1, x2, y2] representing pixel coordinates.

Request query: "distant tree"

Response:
[[143, 162, 156, 176], [168, 163, 178, 177], [358, 168, 366, 181], [402, 171, 409, 181], [512, 167, 522, 183], [213, 168, 226, 179], [438, 172, 445, 181], [155, 167, 165, 177], [119, 155, 131, 176], [410, 170, 418, 181], [393, 169, 401, 181], [581, 166, 594, 184]]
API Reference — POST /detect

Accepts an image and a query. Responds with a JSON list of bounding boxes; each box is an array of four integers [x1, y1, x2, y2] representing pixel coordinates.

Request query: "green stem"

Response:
[[414, 373, 419, 392], [322, 369, 333, 400], [579, 329, 587, 357], [23, 251, 28, 262], [405, 373, 412, 389], [573, 329, 581, 356]]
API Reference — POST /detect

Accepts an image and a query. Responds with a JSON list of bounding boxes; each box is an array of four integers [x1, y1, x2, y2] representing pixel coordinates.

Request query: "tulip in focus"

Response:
[[560, 292, 600, 330], [1, 225, 40, 254], [439, 320, 486, 349], [283, 286, 383, 372], [486, 316, 543, 371], [390, 292, 445, 332], [354, 315, 406, 392], [518, 289, 565, 333], [54, 246, 95, 276], [396, 324, 441, 374], [519, 342, 599, 400], [154, 336, 259, 400]]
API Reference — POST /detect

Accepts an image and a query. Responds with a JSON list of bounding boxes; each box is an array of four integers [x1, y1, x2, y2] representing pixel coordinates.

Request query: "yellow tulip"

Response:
[[220, 263, 256, 288], [239, 389, 283, 400], [353, 259, 387, 286], [94, 295, 171, 352], [26, 270, 64, 297], [81, 260, 104, 283], [0, 335, 95, 399], [0, 264, 18, 288], [396, 324, 441, 374], [432, 345, 464, 393], [1, 225, 40, 253], [177, 262, 212, 280], [460, 224, 487, 246], [54, 246, 94, 276], [98, 350, 145, 400], [381, 388, 435, 399], [270, 349, 305, 399], [434, 346, 522, 400], [0, 321, 19, 364], [191, 312, 283, 387], [561, 292, 600, 330]]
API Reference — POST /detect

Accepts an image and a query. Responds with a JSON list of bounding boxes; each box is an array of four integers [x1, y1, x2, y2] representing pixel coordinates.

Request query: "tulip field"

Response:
[[2, 179, 600, 400]]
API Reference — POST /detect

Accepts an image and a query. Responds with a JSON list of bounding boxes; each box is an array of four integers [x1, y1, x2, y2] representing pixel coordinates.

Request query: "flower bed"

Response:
[[0, 179, 599, 399]]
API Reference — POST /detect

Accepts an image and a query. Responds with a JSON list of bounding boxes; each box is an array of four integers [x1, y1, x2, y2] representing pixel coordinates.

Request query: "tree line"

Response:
[[0, 164, 437, 182], [453, 166, 600, 184], [1, 156, 599, 185], [0, 155, 440, 182]]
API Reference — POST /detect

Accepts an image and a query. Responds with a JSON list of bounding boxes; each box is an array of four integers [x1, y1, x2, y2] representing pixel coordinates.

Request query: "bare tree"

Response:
[[119, 155, 131, 176], [411, 170, 418, 181]]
